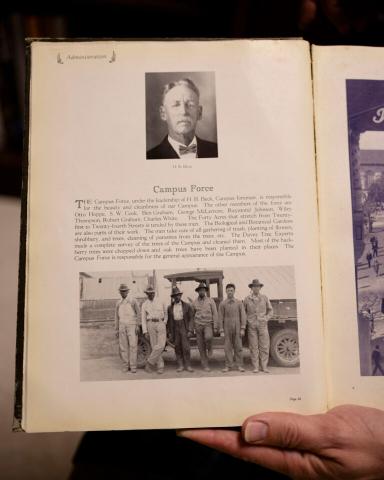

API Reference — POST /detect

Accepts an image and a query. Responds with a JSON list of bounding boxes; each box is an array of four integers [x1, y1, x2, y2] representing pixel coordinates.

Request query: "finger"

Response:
[[178, 428, 240, 450], [177, 428, 319, 478], [242, 412, 334, 452]]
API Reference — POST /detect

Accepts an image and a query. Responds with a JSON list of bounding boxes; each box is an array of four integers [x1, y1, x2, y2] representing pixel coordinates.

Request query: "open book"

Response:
[[14, 39, 384, 433]]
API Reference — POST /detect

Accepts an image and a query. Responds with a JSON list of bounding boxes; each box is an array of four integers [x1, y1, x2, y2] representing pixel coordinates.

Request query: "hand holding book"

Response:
[[179, 404, 384, 479], [16, 39, 384, 433]]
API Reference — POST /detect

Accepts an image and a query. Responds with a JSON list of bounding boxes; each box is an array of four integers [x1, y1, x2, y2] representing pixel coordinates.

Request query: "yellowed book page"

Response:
[[24, 39, 325, 432], [313, 45, 384, 409]]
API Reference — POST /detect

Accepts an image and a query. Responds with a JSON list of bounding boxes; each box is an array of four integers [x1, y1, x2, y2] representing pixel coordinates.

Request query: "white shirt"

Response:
[[173, 302, 183, 320], [115, 296, 139, 327], [168, 135, 197, 159], [141, 297, 168, 333]]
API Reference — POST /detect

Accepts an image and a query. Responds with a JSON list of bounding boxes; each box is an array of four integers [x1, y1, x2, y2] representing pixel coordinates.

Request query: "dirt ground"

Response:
[[80, 323, 300, 381]]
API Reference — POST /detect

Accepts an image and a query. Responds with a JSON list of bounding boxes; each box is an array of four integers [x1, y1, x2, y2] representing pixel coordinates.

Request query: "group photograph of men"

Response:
[[80, 266, 299, 381]]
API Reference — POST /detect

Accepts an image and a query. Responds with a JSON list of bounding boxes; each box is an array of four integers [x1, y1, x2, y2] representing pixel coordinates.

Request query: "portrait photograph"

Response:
[[145, 71, 218, 160]]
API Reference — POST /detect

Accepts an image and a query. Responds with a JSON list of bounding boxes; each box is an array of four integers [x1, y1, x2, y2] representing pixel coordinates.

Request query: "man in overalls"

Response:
[[244, 279, 273, 373]]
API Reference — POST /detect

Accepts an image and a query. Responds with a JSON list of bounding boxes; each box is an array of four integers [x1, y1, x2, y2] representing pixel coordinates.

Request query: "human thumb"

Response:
[[242, 412, 330, 451]]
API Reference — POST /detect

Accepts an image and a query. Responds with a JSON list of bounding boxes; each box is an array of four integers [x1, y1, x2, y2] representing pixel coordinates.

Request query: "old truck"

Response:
[[136, 269, 299, 368]]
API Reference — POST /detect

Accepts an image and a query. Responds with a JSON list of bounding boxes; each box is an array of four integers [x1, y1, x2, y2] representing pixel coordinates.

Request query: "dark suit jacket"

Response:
[[147, 135, 218, 160], [167, 301, 193, 342]]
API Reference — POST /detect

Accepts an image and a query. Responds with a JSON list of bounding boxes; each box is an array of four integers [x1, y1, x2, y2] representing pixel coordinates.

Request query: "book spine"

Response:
[[13, 41, 32, 432]]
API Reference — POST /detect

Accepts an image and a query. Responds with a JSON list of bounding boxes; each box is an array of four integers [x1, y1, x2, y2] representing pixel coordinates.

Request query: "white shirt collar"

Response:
[[168, 135, 197, 158]]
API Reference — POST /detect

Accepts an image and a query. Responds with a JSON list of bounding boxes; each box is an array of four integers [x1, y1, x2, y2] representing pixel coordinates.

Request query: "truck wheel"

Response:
[[270, 328, 299, 367], [137, 335, 151, 368]]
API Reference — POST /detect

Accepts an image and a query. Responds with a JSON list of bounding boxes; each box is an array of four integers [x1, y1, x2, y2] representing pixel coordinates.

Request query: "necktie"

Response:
[[179, 144, 197, 155]]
